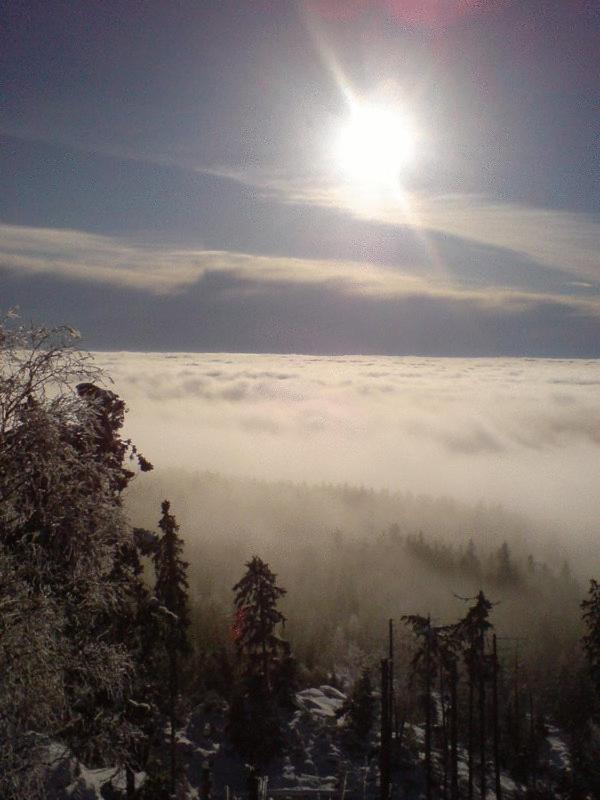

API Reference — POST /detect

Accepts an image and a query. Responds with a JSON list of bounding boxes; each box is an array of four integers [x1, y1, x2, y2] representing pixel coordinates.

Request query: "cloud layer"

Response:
[[97, 352, 600, 545], [2, 222, 598, 322]]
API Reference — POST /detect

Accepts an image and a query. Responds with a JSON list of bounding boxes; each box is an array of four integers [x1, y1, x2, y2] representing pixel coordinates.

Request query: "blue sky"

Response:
[[2, 0, 599, 354]]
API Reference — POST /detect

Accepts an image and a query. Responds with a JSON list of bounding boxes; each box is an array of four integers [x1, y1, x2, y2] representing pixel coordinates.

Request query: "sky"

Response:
[[2, 0, 599, 355]]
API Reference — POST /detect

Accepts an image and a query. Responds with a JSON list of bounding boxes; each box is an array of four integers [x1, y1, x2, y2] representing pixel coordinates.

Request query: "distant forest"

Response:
[[1, 314, 598, 799], [126, 469, 590, 683]]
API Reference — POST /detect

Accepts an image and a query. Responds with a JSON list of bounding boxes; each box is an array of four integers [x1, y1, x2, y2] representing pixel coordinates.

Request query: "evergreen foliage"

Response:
[[337, 668, 375, 751], [581, 579, 600, 695], [151, 500, 191, 798], [230, 556, 291, 766], [496, 541, 517, 586], [232, 556, 288, 692], [461, 539, 482, 578], [154, 500, 191, 657]]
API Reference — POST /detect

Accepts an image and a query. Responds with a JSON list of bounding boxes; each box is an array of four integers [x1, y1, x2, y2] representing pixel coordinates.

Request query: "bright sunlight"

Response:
[[335, 102, 417, 185]]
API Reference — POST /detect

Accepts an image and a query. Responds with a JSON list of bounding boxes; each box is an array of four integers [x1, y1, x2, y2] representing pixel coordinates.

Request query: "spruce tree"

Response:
[[232, 556, 287, 693], [230, 556, 290, 766], [337, 668, 375, 752], [581, 579, 600, 695], [455, 591, 494, 800], [495, 542, 516, 586], [152, 500, 190, 798], [403, 614, 440, 800], [460, 539, 481, 580], [558, 591, 600, 799]]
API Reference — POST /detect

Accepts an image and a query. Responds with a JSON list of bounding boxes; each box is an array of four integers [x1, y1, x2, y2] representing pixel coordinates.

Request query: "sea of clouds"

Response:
[[96, 352, 600, 551]]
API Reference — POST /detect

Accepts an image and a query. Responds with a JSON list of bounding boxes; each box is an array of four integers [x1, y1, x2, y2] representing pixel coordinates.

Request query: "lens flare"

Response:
[[335, 103, 416, 184]]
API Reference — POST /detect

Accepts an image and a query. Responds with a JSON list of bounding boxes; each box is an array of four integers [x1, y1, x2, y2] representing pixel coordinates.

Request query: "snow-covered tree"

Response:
[[0, 312, 152, 797]]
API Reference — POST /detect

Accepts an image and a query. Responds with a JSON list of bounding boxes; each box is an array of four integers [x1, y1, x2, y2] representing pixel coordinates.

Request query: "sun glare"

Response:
[[335, 103, 416, 185]]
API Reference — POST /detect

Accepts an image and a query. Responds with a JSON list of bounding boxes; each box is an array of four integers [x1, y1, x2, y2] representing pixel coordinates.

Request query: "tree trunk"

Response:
[[125, 764, 135, 799], [380, 658, 391, 800], [389, 619, 395, 762], [468, 672, 474, 800], [513, 652, 520, 755], [528, 689, 535, 791], [247, 767, 259, 800], [440, 665, 448, 800], [450, 662, 459, 800], [425, 623, 432, 800], [479, 632, 486, 800], [201, 764, 212, 800], [492, 636, 502, 800], [259, 584, 269, 693], [169, 645, 178, 798]]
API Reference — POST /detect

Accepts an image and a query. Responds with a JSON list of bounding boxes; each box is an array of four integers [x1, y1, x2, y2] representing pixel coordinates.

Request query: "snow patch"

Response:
[[296, 687, 345, 718]]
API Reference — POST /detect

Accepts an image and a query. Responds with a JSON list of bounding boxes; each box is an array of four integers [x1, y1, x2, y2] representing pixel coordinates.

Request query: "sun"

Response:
[[335, 102, 416, 185]]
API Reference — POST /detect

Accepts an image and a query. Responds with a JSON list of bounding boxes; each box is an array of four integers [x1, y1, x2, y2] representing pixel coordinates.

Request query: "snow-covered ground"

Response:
[[43, 687, 574, 799], [42, 742, 146, 799]]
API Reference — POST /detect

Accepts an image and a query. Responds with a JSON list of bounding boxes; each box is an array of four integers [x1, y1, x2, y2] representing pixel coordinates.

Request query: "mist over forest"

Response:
[[115, 351, 599, 679], [126, 467, 584, 675]]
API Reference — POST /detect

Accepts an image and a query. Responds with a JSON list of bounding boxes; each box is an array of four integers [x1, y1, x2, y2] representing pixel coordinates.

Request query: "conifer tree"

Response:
[[337, 668, 375, 751], [434, 624, 462, 800], [557, 593, 600, 799], [455, 591, 493, 800], [152, 500, 191, 798], [230, 556, 290, 766], [495, 542, 516, 586], [232, 556, 287, 693], [581, 579, 600, 695], [460, 539, 481, 580], [402, 614, 438, 800]]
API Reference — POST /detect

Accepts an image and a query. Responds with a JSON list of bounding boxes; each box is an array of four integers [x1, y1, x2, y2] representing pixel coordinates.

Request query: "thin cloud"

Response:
[[1, 223, 598, 317], [0, 224, 205, 293], [219, 168, 600, 286]]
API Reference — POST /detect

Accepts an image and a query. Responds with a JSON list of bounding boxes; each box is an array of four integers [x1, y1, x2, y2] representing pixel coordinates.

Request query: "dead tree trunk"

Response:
[[125, 765, 135, 799], [528, 688, 536, 791], [450, 661, 459, 800], [440, 665, 449, 800], [468, 671, 474, 800], [492, 635, 502, 800], [513, 651, 520, 755], [425, 620, 432, 800], [201, 764, 212, 800], [389, 619, 396, 762], [478, 632, 486, 800], [169, 646, 178, 799], [380, 658, 391, 800]]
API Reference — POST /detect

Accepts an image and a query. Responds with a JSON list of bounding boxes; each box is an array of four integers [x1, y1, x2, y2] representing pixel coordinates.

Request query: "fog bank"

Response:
[[96, 352, 600, 551]]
